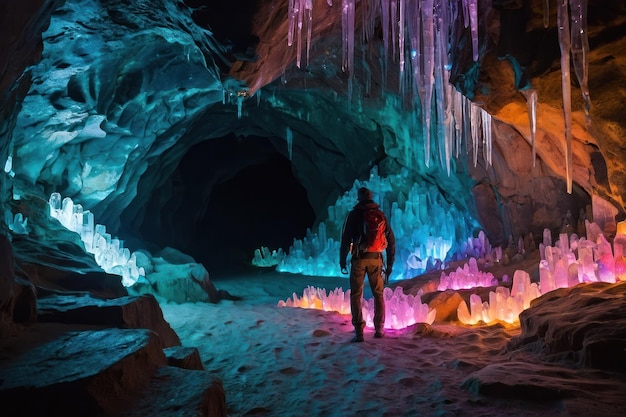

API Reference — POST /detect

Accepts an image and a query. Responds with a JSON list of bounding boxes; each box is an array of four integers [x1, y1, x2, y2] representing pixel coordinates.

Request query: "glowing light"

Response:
[[279, 286, 436, 329], [48, 193, 145, 286]]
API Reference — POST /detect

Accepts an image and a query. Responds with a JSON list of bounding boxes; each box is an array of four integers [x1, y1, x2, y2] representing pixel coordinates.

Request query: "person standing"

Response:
[[340, 187, 396, 342]]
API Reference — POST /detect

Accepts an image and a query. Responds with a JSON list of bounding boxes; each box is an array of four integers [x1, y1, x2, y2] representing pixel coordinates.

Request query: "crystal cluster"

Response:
[[273, 167, 479, 280], [437, 257, 498, 291], [278, 285, 435, 330], [48, 192, 145, 287], [457, 270, 541, 325], [457, 219, 626, 326]]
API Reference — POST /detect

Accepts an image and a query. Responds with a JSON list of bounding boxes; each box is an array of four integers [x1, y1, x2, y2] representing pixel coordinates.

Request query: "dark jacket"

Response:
[[340, 200, 396, 270]]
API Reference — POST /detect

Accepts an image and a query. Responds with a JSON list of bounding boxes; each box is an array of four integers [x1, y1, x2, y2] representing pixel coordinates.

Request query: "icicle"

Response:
[[288, 0, 297, 47], [462, 0, 470, 28], [342, 0, 355, 104], [296, 0, 304, 68], [420, 0, 435, 168], [381, 0, 391, 64], [256, 88, 262, 106], [327, 0, 332, 6], [407, 0, 420, 96], [391, 0, 398, 61], [469, 0, 479, 61], [470, 102, 481, 167], [444, 83, 454, 175], [433, 0, 447, 173], [286, 127, 293, 160], [481, 109, 492, 166], [398, 0, 406, 94], [570, 0, 591, 127], [305, 0, 313, 67], [543, 0, 550, 28], [452, 90, 463, 158], [557, 0, 573, 194], [524, 89, 538, 167], [461, 96, 472, 154]]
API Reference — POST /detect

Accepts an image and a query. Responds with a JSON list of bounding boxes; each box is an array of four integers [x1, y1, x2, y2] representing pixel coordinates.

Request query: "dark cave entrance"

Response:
[[177, 134, 315, 275]]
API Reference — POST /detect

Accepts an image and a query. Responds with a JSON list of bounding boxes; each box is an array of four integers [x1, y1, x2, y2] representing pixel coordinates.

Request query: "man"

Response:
[[340, 187, 396, 342]]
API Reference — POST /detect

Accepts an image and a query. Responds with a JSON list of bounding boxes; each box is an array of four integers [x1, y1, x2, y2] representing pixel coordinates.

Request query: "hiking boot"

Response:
[[351, 334, 364, 343], [374, 330, 385, 338]]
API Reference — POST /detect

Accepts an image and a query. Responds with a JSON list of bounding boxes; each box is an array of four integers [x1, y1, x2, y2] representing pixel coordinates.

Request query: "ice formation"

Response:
[[283, 0, 590, 196], [457, 219, 626, 326], [558, 0, 574, 194], [457, 270, 541, 325], [273, 166, 480, 281], [278, 285, 436, 330], [285, 0, 494, 173], [437, 257, 498, 291], [4, 211, 28, 235], [282, 202, 626, 329], [252, 246, 285, 268], [48, 192, 145, 287]]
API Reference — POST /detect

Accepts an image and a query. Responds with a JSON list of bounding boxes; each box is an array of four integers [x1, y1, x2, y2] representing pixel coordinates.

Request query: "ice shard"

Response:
[[420, 0, 435, 168], [469, 0, 479, 61], [481, 109, 492, 166], [305, 0, 313, 67], [570, 0, 591, 127], [524, 89, 538, 167], [398, 0, 406, 93], [341, 0, 356, 101], [557, 0, 573, 194]]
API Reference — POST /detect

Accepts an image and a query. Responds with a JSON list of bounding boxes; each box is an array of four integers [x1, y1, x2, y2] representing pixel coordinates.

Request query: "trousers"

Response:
[[349, 255, 385, 334]]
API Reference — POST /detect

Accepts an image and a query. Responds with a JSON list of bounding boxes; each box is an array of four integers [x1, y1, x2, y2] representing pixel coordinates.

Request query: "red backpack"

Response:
[[359, 208, 388, 252]]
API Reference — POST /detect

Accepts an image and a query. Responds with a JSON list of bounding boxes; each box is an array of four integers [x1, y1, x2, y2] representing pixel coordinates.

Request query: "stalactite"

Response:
[[378, 0, 391, 91], [288, 0, 296, 48], [462, 0, 470, 28], [570, 0, 591, 127], [420, 0, 435, 168], [557, 0, 573, 194], [524, 89, 538, 167], [452, 90, 463, 158], [470, 101, 480, 167], [407, 0, 421, 102], [341, 0, 355, 104], [281, 0, 591, 190], [481, 109, 492, 166], [398, 0, 406, 95], [469, 0, 478, 61], [306, 0, 313, 67], [296, 0, 304, 68], [391, 0, 398, 61]]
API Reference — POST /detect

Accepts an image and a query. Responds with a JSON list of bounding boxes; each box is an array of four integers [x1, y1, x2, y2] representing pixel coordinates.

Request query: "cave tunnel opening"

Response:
[[176, 134, 316, 276]]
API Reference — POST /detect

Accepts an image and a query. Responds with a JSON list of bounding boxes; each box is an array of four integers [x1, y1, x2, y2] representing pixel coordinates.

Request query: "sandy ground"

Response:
[[158, 268, 618, 417]]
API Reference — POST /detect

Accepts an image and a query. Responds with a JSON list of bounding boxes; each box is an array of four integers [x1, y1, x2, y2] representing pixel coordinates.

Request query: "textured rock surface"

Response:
[[0, 328, 166, 416], [36, 293, 181, 347], [509, 281, 626, 371], [461, 281, 626, 415]]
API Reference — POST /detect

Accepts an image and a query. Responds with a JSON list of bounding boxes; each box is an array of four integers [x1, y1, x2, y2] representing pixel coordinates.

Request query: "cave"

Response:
[[145, 134, 317, 274], [1, 1, 626, 416]]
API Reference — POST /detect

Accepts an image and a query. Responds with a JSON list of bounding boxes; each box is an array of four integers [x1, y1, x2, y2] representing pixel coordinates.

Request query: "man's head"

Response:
[[357, 187, 373, 202]]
